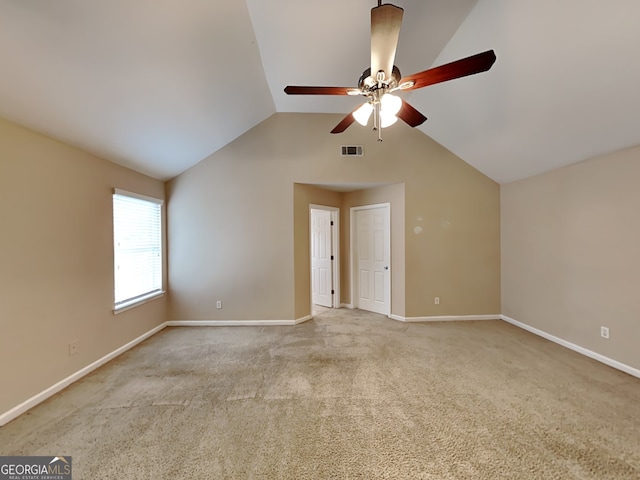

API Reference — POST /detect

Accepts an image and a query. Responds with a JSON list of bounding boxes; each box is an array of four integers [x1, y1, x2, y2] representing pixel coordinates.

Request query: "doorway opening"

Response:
[[310, 205, 340, 311]]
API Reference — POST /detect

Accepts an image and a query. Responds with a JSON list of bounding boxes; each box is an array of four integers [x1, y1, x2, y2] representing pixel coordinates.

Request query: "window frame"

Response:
[[112, 188, 165, 314]]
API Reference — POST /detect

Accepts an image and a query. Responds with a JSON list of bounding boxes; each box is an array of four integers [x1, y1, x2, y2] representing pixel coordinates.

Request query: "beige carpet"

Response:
[[1, 308, 639, 479]]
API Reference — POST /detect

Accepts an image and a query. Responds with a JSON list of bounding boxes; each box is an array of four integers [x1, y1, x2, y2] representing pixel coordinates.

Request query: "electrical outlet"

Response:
[[69, 341, 78, 356], [434, 297, 440, 305], [216, 300, 222, 309], [600, 326, 610, 339]]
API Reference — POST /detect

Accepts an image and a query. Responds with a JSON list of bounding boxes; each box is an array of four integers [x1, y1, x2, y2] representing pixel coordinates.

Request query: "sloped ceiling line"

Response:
[[1, 0, 639, 183]]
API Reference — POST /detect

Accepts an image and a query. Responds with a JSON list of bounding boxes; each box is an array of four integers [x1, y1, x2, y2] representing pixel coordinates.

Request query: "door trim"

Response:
[[309, 204, 340, 308], [350, 203, 391, 316]]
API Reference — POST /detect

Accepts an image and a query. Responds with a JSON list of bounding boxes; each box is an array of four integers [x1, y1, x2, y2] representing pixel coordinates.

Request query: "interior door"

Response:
[[354, 205, 390, 315], [311, 208, 333, 307]]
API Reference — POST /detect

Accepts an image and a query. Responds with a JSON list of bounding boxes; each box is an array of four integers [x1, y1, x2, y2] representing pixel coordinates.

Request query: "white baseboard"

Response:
[[501, 315, 640, 379], [0, 322, 168, 427], [341, 303, 354, 309], [167, 319, 301, 327], [391, 314, 501, 322]]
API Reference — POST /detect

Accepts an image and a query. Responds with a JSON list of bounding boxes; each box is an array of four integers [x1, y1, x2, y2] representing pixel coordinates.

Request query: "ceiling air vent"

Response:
[[340, 145, 364, 157]]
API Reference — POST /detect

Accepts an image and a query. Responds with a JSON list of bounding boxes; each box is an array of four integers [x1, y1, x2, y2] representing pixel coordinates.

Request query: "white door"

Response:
[[354, 205, 390, 315], [311, 209, 333, 307]]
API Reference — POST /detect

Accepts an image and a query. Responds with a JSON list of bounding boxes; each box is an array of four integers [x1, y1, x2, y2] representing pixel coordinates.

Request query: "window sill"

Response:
[[113, 291, 165, 315]]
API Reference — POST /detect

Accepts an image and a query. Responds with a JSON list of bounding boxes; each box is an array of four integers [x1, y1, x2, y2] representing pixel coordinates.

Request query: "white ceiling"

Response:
[[1, 0, 639, 184]]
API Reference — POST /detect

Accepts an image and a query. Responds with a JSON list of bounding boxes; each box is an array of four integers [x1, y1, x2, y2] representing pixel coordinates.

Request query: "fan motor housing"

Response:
[[358, 66, 402, 92]]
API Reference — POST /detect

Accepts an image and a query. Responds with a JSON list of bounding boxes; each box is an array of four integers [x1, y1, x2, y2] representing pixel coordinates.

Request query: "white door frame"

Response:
[[310, 205, 340, 308], [350, 203, 391, 316]]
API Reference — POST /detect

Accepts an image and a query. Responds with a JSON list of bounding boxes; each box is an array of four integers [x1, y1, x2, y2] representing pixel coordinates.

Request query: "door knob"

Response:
[[384, 266, 389, 270]]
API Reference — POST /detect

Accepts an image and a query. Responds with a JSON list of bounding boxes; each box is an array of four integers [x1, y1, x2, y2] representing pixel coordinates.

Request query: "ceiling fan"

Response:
[[284, 1, 496, 141]]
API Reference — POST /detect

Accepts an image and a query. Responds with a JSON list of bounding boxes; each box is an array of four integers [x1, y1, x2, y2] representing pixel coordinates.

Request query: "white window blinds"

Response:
[[113, 189, 163, 310]]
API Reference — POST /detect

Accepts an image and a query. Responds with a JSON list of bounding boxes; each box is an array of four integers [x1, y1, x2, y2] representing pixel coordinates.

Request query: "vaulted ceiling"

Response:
[[1, 0, 639, 183]]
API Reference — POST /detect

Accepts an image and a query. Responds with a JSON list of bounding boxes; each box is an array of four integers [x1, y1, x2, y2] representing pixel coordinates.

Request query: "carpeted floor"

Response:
[[1, 308, 639, 479]]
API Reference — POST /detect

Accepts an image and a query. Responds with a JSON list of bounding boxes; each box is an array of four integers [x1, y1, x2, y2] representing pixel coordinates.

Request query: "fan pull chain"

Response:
[[373, 102, 378, 132], [376, 103, 382, 142]]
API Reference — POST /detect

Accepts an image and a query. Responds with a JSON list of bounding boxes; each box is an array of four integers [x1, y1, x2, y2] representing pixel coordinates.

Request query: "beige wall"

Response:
[[0, 117, 167, 416], [168, 112, 500, 321], [401, 143, 500, 317], [501, 145, 640, 371]]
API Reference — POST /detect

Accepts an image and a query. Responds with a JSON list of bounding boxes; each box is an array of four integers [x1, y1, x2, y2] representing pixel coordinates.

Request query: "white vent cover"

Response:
[[340, 145, 364, 156]]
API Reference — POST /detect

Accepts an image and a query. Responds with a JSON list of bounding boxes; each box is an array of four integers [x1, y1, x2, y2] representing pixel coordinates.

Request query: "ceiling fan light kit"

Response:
[[284, 2, 496, 141], [353, 92, 401, 126]]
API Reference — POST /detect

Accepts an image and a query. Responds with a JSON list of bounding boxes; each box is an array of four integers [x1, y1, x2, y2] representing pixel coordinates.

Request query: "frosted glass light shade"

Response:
[[380, 93, 402, 116], [353, 102, 373, 126], [380, 112, 398, 128]]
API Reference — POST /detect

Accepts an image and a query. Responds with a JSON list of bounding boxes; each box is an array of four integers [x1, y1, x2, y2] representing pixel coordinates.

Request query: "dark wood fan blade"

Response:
[[284, 86, 353, 95], [397, 100, 427, 127], [371, 4, 404, 82], [330, 111, 358, 134], [401, 50, 496, 90]]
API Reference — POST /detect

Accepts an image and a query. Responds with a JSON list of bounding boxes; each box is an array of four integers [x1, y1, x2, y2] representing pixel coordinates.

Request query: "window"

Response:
[[113, 189, 163, 311]]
